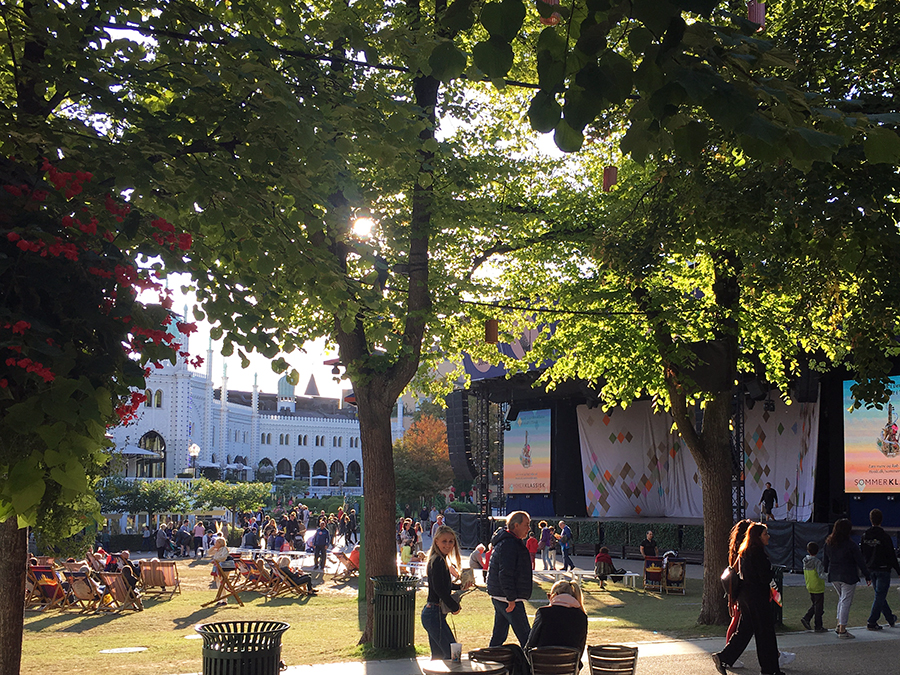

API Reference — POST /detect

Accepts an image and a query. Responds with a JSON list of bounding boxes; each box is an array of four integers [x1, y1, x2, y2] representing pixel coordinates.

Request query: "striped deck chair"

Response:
[[202, 561, 244, 607], [98, 572, 143, 612], [332, 551, 359, 582], [139, 559, 181, 598], [233, 557, 265, 592], [64, 571, 103, 613], [26, 566, 70, 611], [266, 562, 311, 600]]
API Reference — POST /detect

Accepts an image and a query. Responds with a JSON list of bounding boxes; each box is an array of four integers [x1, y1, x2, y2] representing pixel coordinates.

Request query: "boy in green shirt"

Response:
[[800, 541, 828, 632]]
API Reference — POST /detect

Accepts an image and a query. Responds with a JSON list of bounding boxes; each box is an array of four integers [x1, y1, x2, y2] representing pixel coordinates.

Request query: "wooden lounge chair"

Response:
[[98, 571, 143, 612], [587, 645, 638, 675], [266, 562, 312, 599], [332, 551, 359, 582], [529, 646, 581, 675], [233, 557, 266, 592], [139, 559, 181, 598], [663, 559, 686, 595], [64, 571, 104, 613], [643, 557, 663, 592], [26, 566, 70, 611], [202, 561, 244, 607]]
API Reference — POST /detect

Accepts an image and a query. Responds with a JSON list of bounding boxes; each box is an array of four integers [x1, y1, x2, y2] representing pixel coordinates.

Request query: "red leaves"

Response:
[[4, 357, 54, 383], [10, 321, 31, 334], [176, 321, 198, 335]]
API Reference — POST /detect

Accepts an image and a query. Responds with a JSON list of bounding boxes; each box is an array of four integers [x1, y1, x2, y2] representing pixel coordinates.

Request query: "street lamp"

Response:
[[188, 443, 200, 479]]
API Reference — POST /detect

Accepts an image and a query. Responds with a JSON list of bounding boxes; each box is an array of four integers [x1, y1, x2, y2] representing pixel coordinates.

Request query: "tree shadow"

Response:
[[26, 611, 121, 633], [172, 606, 223, 629]]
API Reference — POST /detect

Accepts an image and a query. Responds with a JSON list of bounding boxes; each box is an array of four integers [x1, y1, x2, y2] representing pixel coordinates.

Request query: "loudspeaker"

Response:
[[446, 390, 476, 481], [792, 365, 820, 403]]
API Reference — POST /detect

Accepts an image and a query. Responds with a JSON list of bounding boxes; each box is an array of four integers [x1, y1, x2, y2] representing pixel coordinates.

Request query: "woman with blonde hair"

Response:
[[525, 579, 588, 668], [421, 525, 472, 659]]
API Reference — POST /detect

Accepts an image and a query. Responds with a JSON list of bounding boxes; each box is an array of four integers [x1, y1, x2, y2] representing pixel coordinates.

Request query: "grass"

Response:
[[22, 559, 887, 675]]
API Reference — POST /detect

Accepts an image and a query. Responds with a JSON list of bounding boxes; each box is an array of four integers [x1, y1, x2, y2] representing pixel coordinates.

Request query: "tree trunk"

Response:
[[0, 519, 27, 675], [354, 385, 399, 644]]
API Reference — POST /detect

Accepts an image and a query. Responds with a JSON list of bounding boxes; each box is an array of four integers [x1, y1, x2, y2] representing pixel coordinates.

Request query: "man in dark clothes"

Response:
[[486, 510, 533, 647], [759, 482, 777, 522], [860, 508, 900, 630], [640, 530, 657, 559]]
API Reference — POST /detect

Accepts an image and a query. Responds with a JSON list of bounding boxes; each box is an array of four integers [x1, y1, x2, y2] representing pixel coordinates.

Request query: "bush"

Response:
[[601, 521, 628, 547], [447, 501, 478, 513]]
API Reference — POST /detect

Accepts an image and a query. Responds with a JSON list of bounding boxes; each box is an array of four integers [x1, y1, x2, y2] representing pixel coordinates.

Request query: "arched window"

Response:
[[266, 433, 272, 445], [260, 432, 266, 444], [211, 453, 217, 463], [312, 460, 328, 486], [278, 434, 284, 445], [338, 437, 342, 447], [330, 460, 345, 485], [303, 435, 308, 446], [346, 461, 361, 487], [332, 436, 337, 447], [276, 458, 292, 478], [295, 459, 310, 481], [154, 389, 163, 407], [243, 432, 247, 443], [314, 436, 319, 447], [257, 458, 275, 482], [144, 389, 152, 406], [136, 431, 166, 478]]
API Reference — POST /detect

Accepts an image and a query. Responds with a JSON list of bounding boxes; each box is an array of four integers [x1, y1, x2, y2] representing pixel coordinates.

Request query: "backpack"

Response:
[[720, 564, 741, 601]]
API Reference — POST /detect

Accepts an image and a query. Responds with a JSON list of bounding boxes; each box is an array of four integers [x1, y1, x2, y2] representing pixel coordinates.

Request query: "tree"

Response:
[[394, 415, 454, 507], [193, 480, 272, 520]]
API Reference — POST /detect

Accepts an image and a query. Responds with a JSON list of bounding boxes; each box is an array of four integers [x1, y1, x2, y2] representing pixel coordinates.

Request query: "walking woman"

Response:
[[538, 521, 554, 570], [824, 518, 871, 638], [712, 523, 783, 675], [421, 525, 472, 659]]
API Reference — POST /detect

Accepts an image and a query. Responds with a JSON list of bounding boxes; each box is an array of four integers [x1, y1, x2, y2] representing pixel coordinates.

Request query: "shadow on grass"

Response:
[[171, 606, 224, 629], [26, 611, 120, 633]]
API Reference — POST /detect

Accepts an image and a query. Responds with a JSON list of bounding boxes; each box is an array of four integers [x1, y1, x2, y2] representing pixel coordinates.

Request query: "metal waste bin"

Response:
[[371, 575, 419, 650], [772, 565, 785, 626], [195, 620, 290, 675]]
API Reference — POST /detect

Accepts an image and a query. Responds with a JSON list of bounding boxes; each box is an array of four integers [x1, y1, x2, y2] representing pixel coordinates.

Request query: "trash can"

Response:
[[195, 620, 290, 675], [771, 565, 785, 626], [371, 575, 419, 650]]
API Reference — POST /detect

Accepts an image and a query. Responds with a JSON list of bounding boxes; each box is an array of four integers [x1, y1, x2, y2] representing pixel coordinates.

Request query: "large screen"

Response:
[[504, 409, 551, 494], [843, 377, 900, 493]]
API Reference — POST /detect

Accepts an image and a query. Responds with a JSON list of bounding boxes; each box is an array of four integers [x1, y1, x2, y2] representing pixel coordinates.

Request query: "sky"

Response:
[[159, 272, 345, 399]]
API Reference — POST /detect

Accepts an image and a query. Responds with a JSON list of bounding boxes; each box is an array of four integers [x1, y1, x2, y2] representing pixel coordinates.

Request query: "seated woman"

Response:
[[594, 546, 615, 589], [525, 579, 588, 670], [275, 556, 317, 595]]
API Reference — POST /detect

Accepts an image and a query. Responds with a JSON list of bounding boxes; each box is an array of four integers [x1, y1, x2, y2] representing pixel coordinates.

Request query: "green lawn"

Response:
[[22, 559, 886, 675]]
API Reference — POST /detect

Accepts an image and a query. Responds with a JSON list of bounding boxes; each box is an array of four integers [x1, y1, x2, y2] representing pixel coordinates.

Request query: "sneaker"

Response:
[[837, 630, 855, 639], [778, 652, 795, 668], [889, 614, 897, 628], [800, 617, 811, 630], [814, 627, 828, 633], [867, 623, 883, 631], [730, 659, 745, 669], [711, 653, 727, 675]]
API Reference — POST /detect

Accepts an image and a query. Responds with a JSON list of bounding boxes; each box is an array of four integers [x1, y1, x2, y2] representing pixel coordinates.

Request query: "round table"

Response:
[[421, 659, 506, 675]]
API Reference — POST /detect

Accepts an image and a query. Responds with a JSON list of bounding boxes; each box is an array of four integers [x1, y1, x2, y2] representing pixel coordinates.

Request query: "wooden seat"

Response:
[[98, 571, 143, 612], [587, 645, 638, 675], [26, 566, 70, 611], [267, 561, 312, 599], [643, 557, 663, 592], [202, 561, 244, 607], [233, 557, 266, 592], [139, 559, 181, 598], [64, 571, 103, 613], [469, 645, 519, 670], [332, 551, 359, 582], [663, 560, 686, 594], [529, 646, 581, 675]]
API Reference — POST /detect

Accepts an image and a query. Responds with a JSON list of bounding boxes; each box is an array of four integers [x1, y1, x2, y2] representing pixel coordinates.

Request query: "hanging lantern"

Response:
[[538, 0, 562, 26], [602, 166, 618, 192], [485, 318, 499, 344], [748, 1, 765, 29]]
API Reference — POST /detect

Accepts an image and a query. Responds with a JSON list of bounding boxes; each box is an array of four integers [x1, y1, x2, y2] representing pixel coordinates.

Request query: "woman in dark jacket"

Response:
[[713, 523, 783, 675], [824, 518, 871, 638], [525, 579, 588, 670], [421, 525, 471, 659]]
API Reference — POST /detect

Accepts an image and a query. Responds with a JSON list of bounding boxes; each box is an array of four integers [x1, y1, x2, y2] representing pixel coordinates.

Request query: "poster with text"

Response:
[[843, 377, 900, 493], [504, 409, 551, 493]]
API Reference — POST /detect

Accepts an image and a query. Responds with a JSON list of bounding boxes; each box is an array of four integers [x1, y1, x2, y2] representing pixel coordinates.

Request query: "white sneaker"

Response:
[[778, 651, 796, 668], [729, 659, 745, 669]]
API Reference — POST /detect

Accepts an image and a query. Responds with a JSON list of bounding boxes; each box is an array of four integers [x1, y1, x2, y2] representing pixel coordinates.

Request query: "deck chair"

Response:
[[587, 645, 638, 675], [34, 556, 56, 567], [267, 562, 311, 599], [139, 559, 181, 598], [529, 646, 581, 675], [332, 551, 359, 582], [642, 557, 663, 592], [663, 559, 686, 595], [233, 557, 266, 592], [26, 566, 70, 611], [202, 561, 244, 607], [98, 572, 143, 612], [61, 561, 86, 573], [64, 571, 103, 613]]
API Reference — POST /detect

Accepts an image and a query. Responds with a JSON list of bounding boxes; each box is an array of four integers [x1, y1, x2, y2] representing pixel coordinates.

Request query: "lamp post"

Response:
[[188, 443, 200, 480]]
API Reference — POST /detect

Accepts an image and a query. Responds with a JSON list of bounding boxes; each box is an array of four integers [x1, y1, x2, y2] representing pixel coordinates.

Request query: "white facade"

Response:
[[108, 348, 365, 495]]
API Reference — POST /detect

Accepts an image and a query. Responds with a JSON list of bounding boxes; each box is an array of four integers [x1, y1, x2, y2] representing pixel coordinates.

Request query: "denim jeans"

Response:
[[541, 547, 551, 570], [832, 581, 857, 626], [867, 569, 894, 626], [421, 603, 455, 659], [489, 598, 531, 647], [561, 546, 574, 571]]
